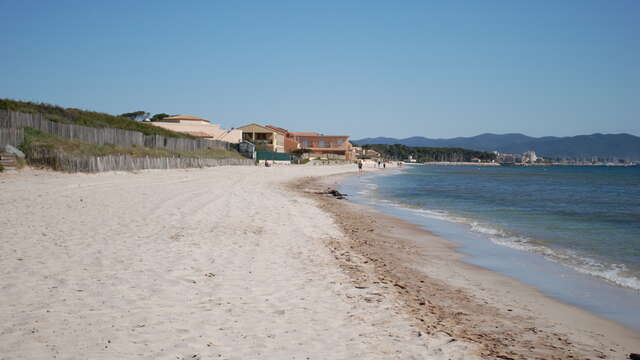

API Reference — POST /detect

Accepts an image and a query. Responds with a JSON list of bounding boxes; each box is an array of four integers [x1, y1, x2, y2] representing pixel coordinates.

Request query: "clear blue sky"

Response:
[[1, 1, 638, 138]]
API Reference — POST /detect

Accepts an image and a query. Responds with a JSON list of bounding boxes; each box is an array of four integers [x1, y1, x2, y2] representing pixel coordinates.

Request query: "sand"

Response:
[[2, 165, 638, 359], [0, 165, 479, 360], [299, 173, 640, 359]]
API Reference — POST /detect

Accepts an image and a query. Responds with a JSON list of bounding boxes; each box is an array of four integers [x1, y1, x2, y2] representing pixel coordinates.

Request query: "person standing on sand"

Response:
[[358, 160, 363, 175]]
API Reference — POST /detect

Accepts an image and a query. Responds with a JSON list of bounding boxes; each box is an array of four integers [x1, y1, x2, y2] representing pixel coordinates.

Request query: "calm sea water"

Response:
[[354, 165, 640, 291]]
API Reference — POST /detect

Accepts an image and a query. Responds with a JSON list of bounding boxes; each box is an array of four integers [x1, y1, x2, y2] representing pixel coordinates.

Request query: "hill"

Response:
[[353, 133, 640, 160]]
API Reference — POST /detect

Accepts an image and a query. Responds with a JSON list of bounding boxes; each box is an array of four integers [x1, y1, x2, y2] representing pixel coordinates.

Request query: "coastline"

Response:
[[2, 165, 638, 359], [294, 172, 640, 359]]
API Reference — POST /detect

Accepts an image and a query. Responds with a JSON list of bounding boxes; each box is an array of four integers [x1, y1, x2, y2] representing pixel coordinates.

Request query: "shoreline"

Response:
[[294, 172, 640, 359]]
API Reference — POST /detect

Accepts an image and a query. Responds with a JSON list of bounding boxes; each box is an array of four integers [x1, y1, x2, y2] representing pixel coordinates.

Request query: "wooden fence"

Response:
[[26, 145, 253, 173], [0, 110, 233, 151], [0, 128, 24, 147]]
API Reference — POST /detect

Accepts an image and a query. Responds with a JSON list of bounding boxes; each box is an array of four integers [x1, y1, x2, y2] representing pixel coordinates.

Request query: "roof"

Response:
[[308, 147, 350, 152], [294, 134, 349, 139], [162, 115, 210, 122], [265, 125, 289, 135], [237, 123, 282, 133], [290, 132, 320, 136]]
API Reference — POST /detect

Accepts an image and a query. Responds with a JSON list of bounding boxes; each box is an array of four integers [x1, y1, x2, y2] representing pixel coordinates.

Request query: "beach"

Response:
[[1, 165, 638, 359], [0, 165, 478, 360]]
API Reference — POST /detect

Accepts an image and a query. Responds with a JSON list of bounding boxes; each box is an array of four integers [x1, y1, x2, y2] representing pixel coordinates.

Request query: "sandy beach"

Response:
[[1, 165, 479, 360], [1, 165, 638, 359]]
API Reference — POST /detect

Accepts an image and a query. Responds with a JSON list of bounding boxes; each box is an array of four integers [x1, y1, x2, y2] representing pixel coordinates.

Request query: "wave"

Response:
[[367, 197, 640, 291]]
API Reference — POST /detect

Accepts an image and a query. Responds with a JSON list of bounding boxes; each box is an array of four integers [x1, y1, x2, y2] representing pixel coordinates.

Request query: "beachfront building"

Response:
[[237, 123, 285, 153], [497, 153, 523, 164], [290, 132, 356, 160], [149, 115, 242, 143], [365, 149, 382, 159], [266, 125, 300, 153]]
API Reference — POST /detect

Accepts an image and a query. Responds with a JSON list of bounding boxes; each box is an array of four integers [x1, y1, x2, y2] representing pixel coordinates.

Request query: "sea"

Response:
[[339, 165, 640, 331]]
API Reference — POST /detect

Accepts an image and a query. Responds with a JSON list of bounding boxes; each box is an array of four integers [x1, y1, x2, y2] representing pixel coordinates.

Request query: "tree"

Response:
[[360, 144, 497, 162], [150, 113, 170, 122], [120, 111, 150, 122]]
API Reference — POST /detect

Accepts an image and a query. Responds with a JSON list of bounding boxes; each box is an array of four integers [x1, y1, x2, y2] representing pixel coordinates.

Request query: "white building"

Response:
[[522, 150, 538, 163]]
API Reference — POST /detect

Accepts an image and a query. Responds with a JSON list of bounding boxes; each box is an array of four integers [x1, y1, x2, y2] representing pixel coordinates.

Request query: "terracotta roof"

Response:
[[162, 115, 210, 122], [266, 125, 289, 135], [290, 132, 320, 136], [294, 134, 349, 139], [308, 147, 349, 151]]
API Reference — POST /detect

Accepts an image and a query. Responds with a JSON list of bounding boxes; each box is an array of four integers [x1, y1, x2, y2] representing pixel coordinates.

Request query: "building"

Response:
[[290, 132, 355, 160], [497, 153, 522, 164], [522, 150, 538, 163], [265, 125, 300, 153], [149, 115, 242, 143], [364, 149, 382, 159], [237, 123, 286, 153]]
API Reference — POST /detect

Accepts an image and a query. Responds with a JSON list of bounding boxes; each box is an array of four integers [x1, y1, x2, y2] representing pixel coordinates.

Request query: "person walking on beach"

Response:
[[358, 160, 363, 175]]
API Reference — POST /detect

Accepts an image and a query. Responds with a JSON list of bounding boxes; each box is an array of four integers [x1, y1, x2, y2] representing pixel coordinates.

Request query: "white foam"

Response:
[[350, 178, 640, 292], [486, 234, 640, 291]]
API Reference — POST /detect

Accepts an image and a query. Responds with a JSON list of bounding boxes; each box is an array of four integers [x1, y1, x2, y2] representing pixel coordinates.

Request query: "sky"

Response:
[[1, 1, 638, 139]]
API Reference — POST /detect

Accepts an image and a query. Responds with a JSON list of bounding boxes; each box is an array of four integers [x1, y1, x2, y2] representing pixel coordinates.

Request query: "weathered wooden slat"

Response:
[[26, 145, 253, 173], [0, 128, 24, 147]]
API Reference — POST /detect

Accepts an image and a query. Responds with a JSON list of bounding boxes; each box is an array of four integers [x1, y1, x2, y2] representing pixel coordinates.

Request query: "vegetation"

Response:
[[0, 99, 193, 139], [361, 144, 497, 162], [20, 128, 244, 160], [151, 113, 170, 122], [120, 111, 149, 122], [15, 157, 26, 169]]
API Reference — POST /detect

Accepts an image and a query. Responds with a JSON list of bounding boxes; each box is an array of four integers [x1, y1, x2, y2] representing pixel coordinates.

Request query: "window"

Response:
[[319, 140, 328, 148]]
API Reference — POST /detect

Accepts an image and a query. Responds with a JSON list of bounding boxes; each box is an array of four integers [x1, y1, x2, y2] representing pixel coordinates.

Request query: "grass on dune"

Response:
[[1, 98, 194, 139], [20, 127, 245, 160]]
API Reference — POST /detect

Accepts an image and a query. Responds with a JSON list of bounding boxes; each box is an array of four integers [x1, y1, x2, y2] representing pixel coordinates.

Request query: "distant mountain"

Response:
[[352, 133, 640, 160]]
